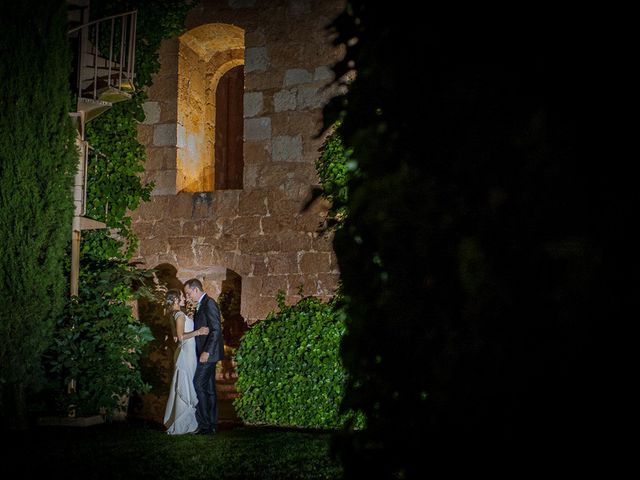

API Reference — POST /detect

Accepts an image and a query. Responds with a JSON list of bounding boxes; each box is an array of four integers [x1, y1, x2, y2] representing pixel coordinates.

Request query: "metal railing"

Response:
[[68, 10, 137, 100]]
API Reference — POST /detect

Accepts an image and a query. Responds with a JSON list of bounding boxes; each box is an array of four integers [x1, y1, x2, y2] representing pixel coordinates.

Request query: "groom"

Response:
[[184, 278, 224, 434]]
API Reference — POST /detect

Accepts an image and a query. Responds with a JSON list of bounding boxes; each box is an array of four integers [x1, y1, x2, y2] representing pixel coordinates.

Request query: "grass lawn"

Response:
[[5, 419, 343, 479]]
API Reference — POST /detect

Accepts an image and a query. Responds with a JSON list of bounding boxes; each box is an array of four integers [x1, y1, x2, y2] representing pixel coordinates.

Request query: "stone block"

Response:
[[132, 221, 154, 240], [278, 231, 312, 252], [188, 246, 220, 268], [174, 245, 197, 268], [294, 211, 326, 234], [159, 99, 178, 123], [225, 216, 261, 236], [239, 234, 280, 253], [312, 231, 334, 252], [258, 162, 294, 192], [317, 273, 340, 295], [192, 192, 213, 218], [267, 252, 299, 275], [165, 192, 193, 219], [297, 86, 323, 110], [139, 235, 168, 256], [249, 254, 268, 276], [239, 189, 268, 216], [153, 123, 177, 147], [245, 70, 283, 91], [137, 124, 153, 148], [299, 252, 331, 274], [142, 147, 164, 171], [168, 236, 193, 250], [330, 251, 340, 273], [153, 218, 182, 237], [245, 297, 278, 324], [142, 102, 161, 124], [132, 196, 168, 222], [314, 66, 334, 82], [244, 117, 272, 141], [271, 110, 321, 137], [272, 135, 303, 162], [150, 170, 177, 196], [214, 190, 240, 213], [265, 189, 298, 215], [157, 38, 179, 76], [244, 141, 272, 164], [245, 46, 268, 72], [273, 88, 297, 112], [245, 28, 266, 47], [243, 163, 260, 188], [283, 68, 312, 87], [287, 0, 311, 16], [261, 274, 288, 296], [261, 214, 295, 234], [229, 0, 256, 8], [213, 234, 238, 252], [243, 91, 263, 118], [181, 219, 218, 237], [148, 73, 179, 103]]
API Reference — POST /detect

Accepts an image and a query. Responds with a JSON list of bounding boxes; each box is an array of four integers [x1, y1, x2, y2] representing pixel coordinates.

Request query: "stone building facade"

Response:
[[132, 0, 344, 322], [128, 0, 345, 422]]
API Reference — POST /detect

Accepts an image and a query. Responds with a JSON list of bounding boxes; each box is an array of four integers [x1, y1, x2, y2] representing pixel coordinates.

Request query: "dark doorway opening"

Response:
[[215, 65, 244, 190]]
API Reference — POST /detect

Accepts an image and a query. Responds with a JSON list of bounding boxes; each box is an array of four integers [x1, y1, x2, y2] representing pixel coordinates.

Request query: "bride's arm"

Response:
[[176, 314, 208, 341]]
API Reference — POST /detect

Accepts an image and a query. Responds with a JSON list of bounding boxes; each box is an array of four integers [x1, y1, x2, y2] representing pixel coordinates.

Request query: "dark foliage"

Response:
[[0, 0, 77, 429], [324, 3, 624, 476]]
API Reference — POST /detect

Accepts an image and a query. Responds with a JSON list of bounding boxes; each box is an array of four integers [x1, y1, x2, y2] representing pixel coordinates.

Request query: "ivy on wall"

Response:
[[315, 122, 352, 231], [44, 0, 196, 418]]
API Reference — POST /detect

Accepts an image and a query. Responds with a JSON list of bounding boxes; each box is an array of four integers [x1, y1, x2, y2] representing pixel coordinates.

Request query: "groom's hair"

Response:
[[184, 278, 203, 292]]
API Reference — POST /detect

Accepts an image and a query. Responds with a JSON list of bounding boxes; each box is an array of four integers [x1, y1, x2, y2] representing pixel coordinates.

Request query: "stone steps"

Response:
[[216, 377, 240, 400]]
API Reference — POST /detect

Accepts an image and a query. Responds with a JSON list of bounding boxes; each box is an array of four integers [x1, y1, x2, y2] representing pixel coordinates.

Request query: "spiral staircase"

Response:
[[67, 0, 137, 296]]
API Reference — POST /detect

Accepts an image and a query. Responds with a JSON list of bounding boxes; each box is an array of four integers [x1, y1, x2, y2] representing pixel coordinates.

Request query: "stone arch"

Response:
[[175, 266, 247, 343], [181, 266, 246, 389], [176, 24, 245, 193]]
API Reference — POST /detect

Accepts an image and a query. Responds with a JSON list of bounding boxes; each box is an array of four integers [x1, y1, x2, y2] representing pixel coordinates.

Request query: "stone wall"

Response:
[[131, 0, 345, 324]]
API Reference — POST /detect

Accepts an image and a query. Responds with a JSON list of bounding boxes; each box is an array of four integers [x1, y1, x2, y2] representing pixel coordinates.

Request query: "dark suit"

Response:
[[192, 293, 224, 432]]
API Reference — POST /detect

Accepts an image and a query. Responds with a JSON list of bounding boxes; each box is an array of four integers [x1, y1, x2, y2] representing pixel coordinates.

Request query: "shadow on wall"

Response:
[[218, 269, 248, 380], [129, 263, 183, 423], [129, 264, 249, 422]]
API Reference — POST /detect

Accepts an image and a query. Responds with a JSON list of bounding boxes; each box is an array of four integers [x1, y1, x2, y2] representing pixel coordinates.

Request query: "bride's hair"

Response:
[[165, 289, 182, 308]]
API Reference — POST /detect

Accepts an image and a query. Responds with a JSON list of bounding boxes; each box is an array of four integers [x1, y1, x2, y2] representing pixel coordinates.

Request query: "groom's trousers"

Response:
[[193, 361, 218, 432]]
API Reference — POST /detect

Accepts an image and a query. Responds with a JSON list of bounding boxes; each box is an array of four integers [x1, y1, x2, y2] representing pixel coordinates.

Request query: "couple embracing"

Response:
[[163, 278, 224, 435]]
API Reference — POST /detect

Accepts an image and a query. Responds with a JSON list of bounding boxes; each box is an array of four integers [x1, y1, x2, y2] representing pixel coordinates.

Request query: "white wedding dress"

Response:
[[163, 311, 199, 434]]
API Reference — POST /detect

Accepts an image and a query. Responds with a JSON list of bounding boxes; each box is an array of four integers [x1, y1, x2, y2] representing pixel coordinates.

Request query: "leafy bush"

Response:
[[45, 258, 156, 418], [234, 292, 363, 430]]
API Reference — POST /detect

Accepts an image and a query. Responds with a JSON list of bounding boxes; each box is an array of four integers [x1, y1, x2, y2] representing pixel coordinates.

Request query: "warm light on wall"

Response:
[[177, 24, 245, 192]]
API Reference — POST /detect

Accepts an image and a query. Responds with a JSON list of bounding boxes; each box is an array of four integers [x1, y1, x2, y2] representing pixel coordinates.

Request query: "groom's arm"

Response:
[[202, 297, 222, 357]]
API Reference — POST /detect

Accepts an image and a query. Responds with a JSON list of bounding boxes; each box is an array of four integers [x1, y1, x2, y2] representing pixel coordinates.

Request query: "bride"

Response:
[[163, 289, 209, 434]]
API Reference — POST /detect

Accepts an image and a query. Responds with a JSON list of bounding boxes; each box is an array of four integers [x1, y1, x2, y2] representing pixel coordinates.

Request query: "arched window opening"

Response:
[[177, 24, 245, 193]]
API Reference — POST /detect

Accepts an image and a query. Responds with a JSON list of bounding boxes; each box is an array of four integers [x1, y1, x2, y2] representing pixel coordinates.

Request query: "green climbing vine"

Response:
[[316, 121, 353, 230], [43, 0, 195, 418]]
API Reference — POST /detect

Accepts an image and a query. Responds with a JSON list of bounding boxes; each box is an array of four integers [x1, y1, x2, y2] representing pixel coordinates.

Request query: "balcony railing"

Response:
[[68, 10, 137, 121]]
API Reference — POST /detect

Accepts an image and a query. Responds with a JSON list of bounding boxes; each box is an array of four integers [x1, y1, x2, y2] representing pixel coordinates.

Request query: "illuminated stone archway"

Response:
[[177, 24, 245, 192]]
